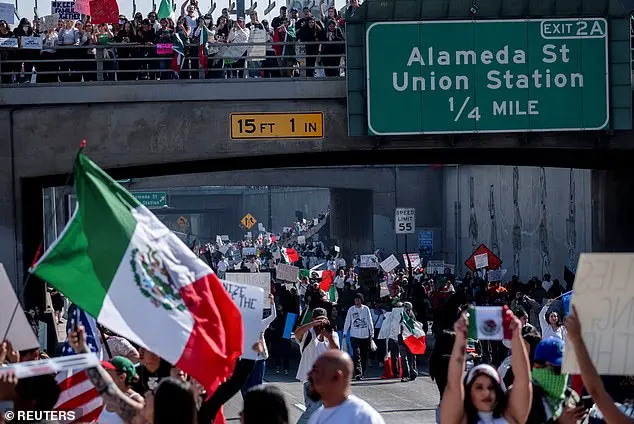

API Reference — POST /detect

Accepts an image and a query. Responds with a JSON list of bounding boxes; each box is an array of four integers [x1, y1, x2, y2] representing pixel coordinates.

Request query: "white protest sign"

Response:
[[283, 227, 291, 232], [402, 253, 421, 269], [562, 253, 634, 375], [359, 254, 379, 268], [219, 245, 229, 255], [258, 223, 265, 232], [474, 253, 489, 269], [380, 255, 400, 273], [0, 38, 18, 48], [20, 36, 43, 49], [273, 250, 281, 260], [297, 236, 306, 245], [246, 232, 252, 239], [334, 245, 340, 253], [276, 263, 299, 282], [220, 279, 264, 361], [313, 218, 318, 225], [243, 247, 257, 256], [426, 260, 445, 274], [40, 13, 59, 31], [395, 208, 415, 234], [221, 235, 229, 241], [216, 235, 223, 244], [0, 264, 39, 352], [0, 3, 15, 24], [487, 268, 508, 282], [0, 353, 99, 379], [225, 272, 271, 292]]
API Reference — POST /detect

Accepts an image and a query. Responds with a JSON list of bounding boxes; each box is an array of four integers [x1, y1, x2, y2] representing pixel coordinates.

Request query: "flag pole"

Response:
[[98, 324, 113, 359]]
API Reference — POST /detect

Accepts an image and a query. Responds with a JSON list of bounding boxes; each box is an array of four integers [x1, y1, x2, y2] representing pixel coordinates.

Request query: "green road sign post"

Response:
[[366, 19, 609, 135], [133, 192, 168, 208]]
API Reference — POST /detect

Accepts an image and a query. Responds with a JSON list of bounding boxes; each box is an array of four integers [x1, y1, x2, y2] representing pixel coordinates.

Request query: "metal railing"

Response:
[[0, 40, 346, 84]]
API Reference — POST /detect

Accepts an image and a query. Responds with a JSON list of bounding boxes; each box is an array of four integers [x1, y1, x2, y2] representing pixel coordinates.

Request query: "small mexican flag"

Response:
[[300, 268, 336, 302], [282, 247, 300, 264], [467, 305, 513, 341], [199, 28, 209, 71], [171, 33, 185, 73], [401, 312, 427, 354], [31, 152, 244, 393]]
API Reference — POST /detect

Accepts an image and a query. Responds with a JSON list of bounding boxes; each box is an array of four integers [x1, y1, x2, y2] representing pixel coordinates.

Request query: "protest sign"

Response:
[[360, 254, 379, 268], [225, 272, 271, 292], [20, 36, 43, 49], [51, 1, 79, 20], [334, 245, 340, 253], [276, 263, 299, 282], [215, 235, 223, 244], [221, 235, 229, 241], [0, 353, 99, 379], [156, 43, 172, 55], [380, 255, 399, 273], [0, 3, 15, 24], [88, 0, 118, 24], [0, 264, 39, 352], [402, 253, 421, 269], [487, 268, 507, 282], [220, 279, 264, 361], [297, 236, 306, 245], [426, 260, 445, 274], [258, 223, 265, 232], [562, 253, 634, 375], [242, 247, 257, 256], [218, 245, 229, 255], [73, 0, 89, 14], [272, 250, 281, 260], [0, 38, 18, 47], [245, 232, 252, 239], [474, 253, 489, 269], [40, 13, 59, 31]]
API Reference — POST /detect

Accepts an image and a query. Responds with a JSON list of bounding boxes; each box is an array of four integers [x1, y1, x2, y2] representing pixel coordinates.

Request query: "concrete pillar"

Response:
[[592, 170, 634, 252], [329, 188, 374, 259]]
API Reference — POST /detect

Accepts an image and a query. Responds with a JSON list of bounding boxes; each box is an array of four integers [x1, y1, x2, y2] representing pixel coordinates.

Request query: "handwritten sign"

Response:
[[221, 279, 263, 360], [562, 253, 634, 375], [242, 247, 256, 256], [88, 0, 118, 25], [40, 14, 59, 31], [380, 254, 400, 273], [402, 253, 421, 269], [0, 3, 15, 24], [51, 1, 79, 20], [426, 260, 445, 274], [20, 36, 43, 49], [474, 253, 489, 269], [359, 254, 379, 268], [0, 38, 18, 48], [225, 272, 271, 292], [297, 236, 306, 245], [276, 263, 299, 283]]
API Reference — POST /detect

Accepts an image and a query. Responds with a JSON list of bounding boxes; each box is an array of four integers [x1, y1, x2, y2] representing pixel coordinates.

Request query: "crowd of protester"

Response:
[[0, 0, 357, 83]]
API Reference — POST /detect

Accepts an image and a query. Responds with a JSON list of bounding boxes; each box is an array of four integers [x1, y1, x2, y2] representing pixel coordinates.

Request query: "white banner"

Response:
[[220, 279, 264, 361], [562, 253, 634, 375], [20, 36, 43, 49], [380, 254, 400, 273], [0, 38, 18, 48], [0, 353, 100, 379], [276, 263, 299, 282], [40, 13, 59, 31], [359, 254, 379, 268], [225, 272, 271, 292]]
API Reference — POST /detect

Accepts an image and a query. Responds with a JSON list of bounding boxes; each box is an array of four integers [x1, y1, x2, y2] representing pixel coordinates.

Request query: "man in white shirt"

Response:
[[295, 307, 340, 424], [343, 293, 373, 380], [307, 350, 385, 424]]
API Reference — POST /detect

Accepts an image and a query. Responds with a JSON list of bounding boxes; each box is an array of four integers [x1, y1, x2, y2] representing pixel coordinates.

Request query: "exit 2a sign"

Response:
[[395, 208, 416, 234]]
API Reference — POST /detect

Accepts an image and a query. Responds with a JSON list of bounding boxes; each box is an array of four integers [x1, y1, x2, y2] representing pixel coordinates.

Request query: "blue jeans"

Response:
[[297, 381, 322, 424], [241, 359, 266, 398]]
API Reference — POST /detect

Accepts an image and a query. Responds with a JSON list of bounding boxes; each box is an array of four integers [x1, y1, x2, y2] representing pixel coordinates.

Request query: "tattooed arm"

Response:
[[70, 327, 144, 424]]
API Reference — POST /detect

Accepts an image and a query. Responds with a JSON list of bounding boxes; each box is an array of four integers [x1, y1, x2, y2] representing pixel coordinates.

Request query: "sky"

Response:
[[2, 0, 342, 26]]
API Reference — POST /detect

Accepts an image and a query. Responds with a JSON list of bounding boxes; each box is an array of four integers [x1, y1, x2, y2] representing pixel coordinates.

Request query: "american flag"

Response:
[[54, 305, 104, 423]]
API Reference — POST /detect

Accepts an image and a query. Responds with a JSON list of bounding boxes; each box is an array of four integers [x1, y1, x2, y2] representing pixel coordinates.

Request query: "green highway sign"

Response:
[[133, 192, 168, 208], [366, 19, 609, 135]]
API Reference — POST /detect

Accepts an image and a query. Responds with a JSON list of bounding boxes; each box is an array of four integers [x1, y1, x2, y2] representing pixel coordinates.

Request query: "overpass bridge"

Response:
[[1, 0, 634, 295]]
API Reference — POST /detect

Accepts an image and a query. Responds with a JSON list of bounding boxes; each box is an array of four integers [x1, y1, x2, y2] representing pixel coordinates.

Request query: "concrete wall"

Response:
[[0, 110, 17, 292], [443, 166, 593, 281]]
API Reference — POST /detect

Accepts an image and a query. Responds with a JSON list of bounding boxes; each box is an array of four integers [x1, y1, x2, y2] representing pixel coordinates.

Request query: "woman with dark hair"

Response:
[[153, 377, 197, 424], [539, 299, 567, 341], [241, 385, 289, 424], [440, 309, 532, 424]]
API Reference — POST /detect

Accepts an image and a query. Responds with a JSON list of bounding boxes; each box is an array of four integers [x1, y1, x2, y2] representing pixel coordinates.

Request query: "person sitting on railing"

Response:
[[319, 19, 344, 77], [58, 20, 81, 82], [155, 17, 176, 80], [115, 21, 139, 81]]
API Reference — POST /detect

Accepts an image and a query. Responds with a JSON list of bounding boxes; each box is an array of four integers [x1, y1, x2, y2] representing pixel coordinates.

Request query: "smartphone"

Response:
[[577, 395, 594, 410]]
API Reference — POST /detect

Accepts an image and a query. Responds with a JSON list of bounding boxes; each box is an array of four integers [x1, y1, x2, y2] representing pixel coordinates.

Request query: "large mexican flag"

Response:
[[31, 152, 243, 392]]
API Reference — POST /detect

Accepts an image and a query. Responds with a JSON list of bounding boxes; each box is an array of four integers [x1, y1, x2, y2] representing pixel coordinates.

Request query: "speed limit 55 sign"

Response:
[[395, 208, 416, 234]]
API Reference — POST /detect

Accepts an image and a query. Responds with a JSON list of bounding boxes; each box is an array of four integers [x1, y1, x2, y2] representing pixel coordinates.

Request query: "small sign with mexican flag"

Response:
[[467, 305, 513, 341], [31, 151, 244, 393]]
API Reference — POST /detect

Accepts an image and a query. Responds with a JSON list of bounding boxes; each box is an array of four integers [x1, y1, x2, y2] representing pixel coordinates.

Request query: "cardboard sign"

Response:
[[218, 245, 229, 255], [359, 254, 379, 268], [0, 38, 18, 48], [380, 254, 400, 273], [221, 235, 230, 241], [562, 253, 634, 375], [488, 268, 508, 282], [88, 0, 118, 25], [40, 13, 59, 31], [220, 279, 264, 361], [0, 2, 15, 24], [474, 253, 489, 269], [426, 260, 445, 274], [402, 253, 421, 269], [156, 43, 173, 55], [334, 245, 340, 253], [0, 264, 39, 352], [225, 272, 271, 292], [50, 1, 79, 20], [73, 0, 90, 14], [276, 263, 299, 282], [20, 36, 43, 49]]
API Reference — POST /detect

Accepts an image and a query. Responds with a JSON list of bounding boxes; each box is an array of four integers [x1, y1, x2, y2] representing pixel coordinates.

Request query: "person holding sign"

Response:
[[440, 308, 532, 424]]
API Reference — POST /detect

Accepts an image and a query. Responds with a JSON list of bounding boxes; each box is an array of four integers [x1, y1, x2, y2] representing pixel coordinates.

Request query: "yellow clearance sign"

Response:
[[230, 112, 324, 140], [241, 213, 257, 230]]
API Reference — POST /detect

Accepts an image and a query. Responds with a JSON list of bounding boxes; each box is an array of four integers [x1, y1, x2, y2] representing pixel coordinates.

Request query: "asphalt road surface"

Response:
[[223, 361, 440, 424]]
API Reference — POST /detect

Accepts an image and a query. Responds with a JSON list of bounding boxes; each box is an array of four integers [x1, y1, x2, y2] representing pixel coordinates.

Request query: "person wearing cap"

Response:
[[271, 6, 287, 30], [524, 336, 583, 424], [294, 307, 339, 424], [99, 356, 144, 424], [440, 308, 532, 424]]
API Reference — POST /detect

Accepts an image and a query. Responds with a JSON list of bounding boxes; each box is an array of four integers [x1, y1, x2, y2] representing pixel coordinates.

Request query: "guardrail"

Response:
[[0, 40, 346, 84]]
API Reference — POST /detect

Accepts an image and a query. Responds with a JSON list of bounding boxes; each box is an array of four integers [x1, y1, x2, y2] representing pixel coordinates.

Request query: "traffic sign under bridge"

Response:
[[133, 192, 167, 208], [366, 19, 609, 135]]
